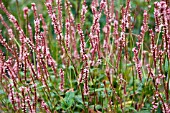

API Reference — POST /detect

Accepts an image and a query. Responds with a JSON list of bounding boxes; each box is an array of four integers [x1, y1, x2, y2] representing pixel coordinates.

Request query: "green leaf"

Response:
[[137, 110, 150, 113], [164, 55, 169, 74], [126, 63, 135, 67], [75, 95, 83, 104], [65, 91, 75, 100], [55, 106, 62, 110], [61, 91, 75, 110], [76, 104, 84, 109], [94, 88, 105, 92], [124, 107, 137, 112], [95, 105, 102, 110], [37, 85, 46, 90], [156, 103, 162, 113], [69, 65, 74, 70], [0, 90, 5, 95], [61, 101, 68, 110]]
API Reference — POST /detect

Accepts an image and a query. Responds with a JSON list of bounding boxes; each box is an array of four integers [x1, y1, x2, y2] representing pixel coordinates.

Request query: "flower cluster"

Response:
[[132, 47, 142, 81], [0, 0, 169, 112], [59, 68, 64, 92]]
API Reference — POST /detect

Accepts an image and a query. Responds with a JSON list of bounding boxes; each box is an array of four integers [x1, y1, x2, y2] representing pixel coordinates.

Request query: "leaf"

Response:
[[61, 91, 75, 110], [69, 65, 74, 70], [126, 63, 135, 67], [156, 103, 162, 113], [96, 105, 102, 110], [37, 85, 46, 90], [0, 90, 5, 95], [19, 71, 24, 76], [94, 88, 105, 92], [65, 91, 75, 100], [55, 106, 61, 110], [96, 74, 105, 82], [61, 102, 68, 110], [75, 95, 83, 104], [128, 107, 137, 112], [164, 55, 169, 75], [137, 110, 150, 113], [124, 107, 137, 112], [76, 104, 84, 109]]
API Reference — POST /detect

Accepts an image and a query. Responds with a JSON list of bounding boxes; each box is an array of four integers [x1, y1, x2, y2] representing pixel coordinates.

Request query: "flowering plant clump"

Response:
[[0, 0, 170, 112]]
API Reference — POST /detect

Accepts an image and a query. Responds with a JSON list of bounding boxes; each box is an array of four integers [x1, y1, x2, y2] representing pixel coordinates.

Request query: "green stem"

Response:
[[15, 0, 22, 27], [33, 51, 36, 70], [141, 40, 146, 78], [69, 68, 73, 89], [61, 39, 78, 76], [13, 38, 20, 47]]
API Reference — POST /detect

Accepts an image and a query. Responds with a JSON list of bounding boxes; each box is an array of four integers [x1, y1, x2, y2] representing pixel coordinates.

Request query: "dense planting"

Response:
[[0, 0, 170, 112]]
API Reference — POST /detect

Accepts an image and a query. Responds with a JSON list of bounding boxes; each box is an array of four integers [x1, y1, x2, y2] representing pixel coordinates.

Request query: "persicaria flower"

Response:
[[65, 18, 70, 51], [0, 14, 2, 20], [81, 0, 88, 25], [41, 100, 51, 113], [91, 0, 99, 14], [23, 7, 29, 19], [8, 84, 17, 110], [31, 3, 37, 18], [83, 66, 89, 95], [8, 29, 14, 40], [34, 18, 40, 37], [132, 47, 142, 81], [9, 15, 20, 30], [59, 68, 64, 92], [100, 0, 106, 11]]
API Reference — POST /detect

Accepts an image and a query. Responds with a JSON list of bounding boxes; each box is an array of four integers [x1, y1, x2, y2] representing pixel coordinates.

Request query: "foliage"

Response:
[[0, 0, 170, 113]]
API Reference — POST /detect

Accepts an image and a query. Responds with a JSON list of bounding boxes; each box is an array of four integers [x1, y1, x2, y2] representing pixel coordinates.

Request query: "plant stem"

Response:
[[15, 0, 22, 27]]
